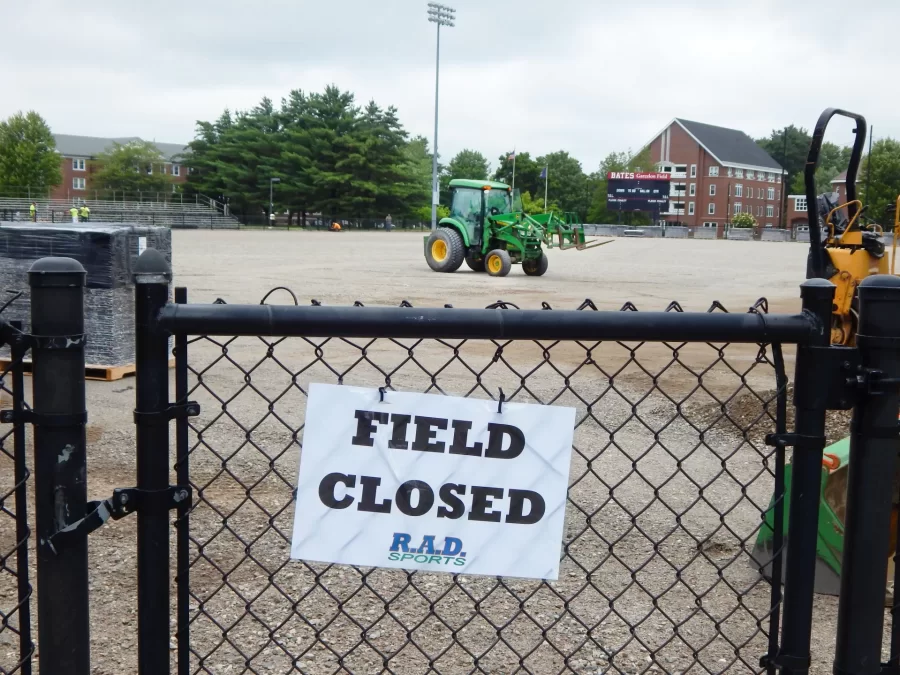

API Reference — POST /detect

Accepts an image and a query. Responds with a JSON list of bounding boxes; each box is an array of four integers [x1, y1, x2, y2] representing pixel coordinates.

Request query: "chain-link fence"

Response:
[[0, 311, 34, 675], [173, 293, 789, 675]]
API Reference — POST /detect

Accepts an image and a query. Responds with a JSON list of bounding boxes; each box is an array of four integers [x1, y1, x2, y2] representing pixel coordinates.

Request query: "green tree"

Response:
[[732, 212, 757, 228], [186, 86, 433, 224], [535, 151, 590, 220], [446, 150, 489, 180], [93, 139, 173, 195], [493, 151, 541, 197], [789, 142, 852, 195], [520, 190, 560, 214], [862, 138, 900, 225], [757, 125, 811, 193], [0, 111, 62, 195]]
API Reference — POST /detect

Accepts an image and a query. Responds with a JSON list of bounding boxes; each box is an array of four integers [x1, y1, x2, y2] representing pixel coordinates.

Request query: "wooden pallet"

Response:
[[0, 358, 175, 382]]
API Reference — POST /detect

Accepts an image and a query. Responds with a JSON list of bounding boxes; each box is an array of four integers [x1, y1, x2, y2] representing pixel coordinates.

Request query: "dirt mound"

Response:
[[689, 384, 853, 447]]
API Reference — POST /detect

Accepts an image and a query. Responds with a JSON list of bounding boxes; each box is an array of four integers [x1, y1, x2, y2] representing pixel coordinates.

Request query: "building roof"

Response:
[[830, 171, 855, 184], [448, 179, 510, 190], [674, 119, 783, 171], [53, 134, 188, 161]]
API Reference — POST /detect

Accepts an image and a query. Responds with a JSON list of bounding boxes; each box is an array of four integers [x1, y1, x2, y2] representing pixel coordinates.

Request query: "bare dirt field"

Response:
[[0, 232, 869, 674]]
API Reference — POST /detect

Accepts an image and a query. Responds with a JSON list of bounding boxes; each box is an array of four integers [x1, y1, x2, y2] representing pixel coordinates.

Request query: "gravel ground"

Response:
[[0, 232, 881, 674]]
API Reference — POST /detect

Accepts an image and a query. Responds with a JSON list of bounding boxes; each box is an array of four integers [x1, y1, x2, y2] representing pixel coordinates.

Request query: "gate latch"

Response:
[[41, 485, 192, 556]]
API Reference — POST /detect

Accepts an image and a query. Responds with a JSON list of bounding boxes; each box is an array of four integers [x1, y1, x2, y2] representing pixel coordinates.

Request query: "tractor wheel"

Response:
[[425, 228, 465, 272], [485, 249, 512, 277], [465, 255, 485, 272], [523, 252, 549, 277]]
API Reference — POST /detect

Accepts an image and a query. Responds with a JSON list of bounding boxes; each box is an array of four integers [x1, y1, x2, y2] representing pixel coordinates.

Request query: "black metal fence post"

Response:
[[29, 257, 89, 675], [834, 274, 900, 675], [134, 248, 173, 674], [779, 277, 834, 675]]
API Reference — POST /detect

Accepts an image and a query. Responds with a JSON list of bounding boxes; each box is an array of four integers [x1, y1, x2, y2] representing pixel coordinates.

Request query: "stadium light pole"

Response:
[[427, 2, 455, 231], [269, 177, 280, 224]]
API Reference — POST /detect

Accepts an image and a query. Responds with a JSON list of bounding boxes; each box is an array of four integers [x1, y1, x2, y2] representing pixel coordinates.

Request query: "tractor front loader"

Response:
[[423, 179, 610, 277], [752, 108, 900, 602]]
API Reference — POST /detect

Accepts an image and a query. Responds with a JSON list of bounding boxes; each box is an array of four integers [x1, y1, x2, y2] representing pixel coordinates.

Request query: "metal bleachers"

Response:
[[0, 197, 240, 229]]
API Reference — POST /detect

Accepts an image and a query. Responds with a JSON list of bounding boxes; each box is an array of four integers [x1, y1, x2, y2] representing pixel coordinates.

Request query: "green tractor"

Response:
[[423, 179, 607, 277]]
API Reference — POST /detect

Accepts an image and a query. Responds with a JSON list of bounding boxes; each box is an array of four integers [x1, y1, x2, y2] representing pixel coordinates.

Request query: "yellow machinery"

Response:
[[804, 109, 892, 345], [755, 107, 900, 598]]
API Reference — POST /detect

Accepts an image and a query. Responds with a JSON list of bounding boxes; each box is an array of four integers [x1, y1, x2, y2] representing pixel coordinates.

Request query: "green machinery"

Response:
[[423, 179, 608, 277]]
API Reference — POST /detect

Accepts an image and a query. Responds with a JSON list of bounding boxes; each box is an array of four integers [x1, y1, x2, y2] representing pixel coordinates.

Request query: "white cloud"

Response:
[[2, 0, 897, 172]]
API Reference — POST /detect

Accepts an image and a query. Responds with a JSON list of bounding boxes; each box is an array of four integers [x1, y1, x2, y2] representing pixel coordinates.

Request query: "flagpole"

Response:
[[544, 165, 548, 210]]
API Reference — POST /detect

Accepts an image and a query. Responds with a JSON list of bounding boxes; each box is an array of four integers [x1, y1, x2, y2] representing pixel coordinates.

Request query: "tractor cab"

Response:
[[447, 179, 517, 246]]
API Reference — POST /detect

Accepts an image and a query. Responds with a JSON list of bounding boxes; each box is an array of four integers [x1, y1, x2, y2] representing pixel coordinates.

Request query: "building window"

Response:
[[746, 204, 752, 213], [757, 188, 762, 199], [734, 202, 742, 215], [674, 164, 687, 175], [767, 187, 775, 200], [735, 184, 743, 198], [767, 205, 775, 218], [727, 167, 734, 177], [689, 201, 695, 215], [776, 190, 780, 201], [173, 164, 181, 177], [709, 184, 716, 196], [747, 170, 755, 180], [162, 165, 168, 175], [73, 177, 85, 190], [690, 164, 697, 178], [673, 183, 686, 195], [689, 183, 696, 196], [72, 158, 85, 171], [146, 164, 153, 175], [708, 203, 715, 215], [795, 197, 808, 212], [735, 168, 744, 178], [703, 222, 717, 227], [709, 166, 719, 177]]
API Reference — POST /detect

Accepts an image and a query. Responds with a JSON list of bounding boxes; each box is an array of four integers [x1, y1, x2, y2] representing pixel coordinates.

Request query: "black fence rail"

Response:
[[0, 316, 33, 675]]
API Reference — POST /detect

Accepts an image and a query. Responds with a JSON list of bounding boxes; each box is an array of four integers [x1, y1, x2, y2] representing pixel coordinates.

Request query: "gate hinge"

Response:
[[41, 485, 192, 556], [845, 368, 900, 397], [133, 401, 200, 426]]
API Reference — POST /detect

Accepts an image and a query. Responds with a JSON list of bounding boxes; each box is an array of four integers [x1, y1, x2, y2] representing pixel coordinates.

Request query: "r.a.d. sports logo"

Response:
[[388, 532, 467, 568]]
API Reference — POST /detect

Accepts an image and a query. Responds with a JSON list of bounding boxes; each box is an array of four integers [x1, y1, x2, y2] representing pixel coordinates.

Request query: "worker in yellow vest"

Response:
[[69, 205, 79, 223], [29, 202, 36, 222], [79, 205, 90, 222]]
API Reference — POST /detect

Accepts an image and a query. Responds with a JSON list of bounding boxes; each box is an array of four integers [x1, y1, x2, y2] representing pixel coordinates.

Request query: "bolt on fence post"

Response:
[[29, 257, 89, 675], [134, 248, 173, 674], [779, 277, 834, 675], [834, 274, 900, 675]]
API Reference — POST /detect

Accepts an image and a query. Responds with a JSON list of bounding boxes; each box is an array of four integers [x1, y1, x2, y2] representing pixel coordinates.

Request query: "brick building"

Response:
[[51, 134, 188, 200], [644, 119, 785, 233]]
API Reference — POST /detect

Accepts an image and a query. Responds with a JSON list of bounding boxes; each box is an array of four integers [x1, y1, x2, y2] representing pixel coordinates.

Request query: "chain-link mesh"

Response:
[[0, 315, 33, 675], [175, 295, 787, 675]]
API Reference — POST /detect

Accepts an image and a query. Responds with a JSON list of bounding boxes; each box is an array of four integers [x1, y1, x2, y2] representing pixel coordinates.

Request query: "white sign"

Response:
[[138, 236, 147, 256], [291, 384, 575, 580]]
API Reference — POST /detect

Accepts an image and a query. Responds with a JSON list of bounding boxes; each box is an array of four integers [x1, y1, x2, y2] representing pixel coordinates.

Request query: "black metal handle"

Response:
[[806, 108, 868, 278]]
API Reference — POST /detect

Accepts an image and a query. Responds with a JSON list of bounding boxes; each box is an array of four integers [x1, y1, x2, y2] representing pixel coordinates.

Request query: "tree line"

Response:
[[2, 98, 900, 226]]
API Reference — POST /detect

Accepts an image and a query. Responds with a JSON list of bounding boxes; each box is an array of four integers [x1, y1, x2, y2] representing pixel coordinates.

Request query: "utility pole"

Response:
[[269, 177, 280, 226], [427, 2, 455, 231]]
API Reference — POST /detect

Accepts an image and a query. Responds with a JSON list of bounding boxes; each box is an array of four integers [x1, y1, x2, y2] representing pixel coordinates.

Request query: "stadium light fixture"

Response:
[[427, 2, 455, 231]]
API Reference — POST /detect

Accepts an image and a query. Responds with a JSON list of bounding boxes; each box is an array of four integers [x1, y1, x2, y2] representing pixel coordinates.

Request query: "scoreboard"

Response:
[[606, 172, 671, 212]]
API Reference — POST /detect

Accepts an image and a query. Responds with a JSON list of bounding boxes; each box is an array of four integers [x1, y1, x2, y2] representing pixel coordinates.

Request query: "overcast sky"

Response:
[[3, 0, 897, 172]]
